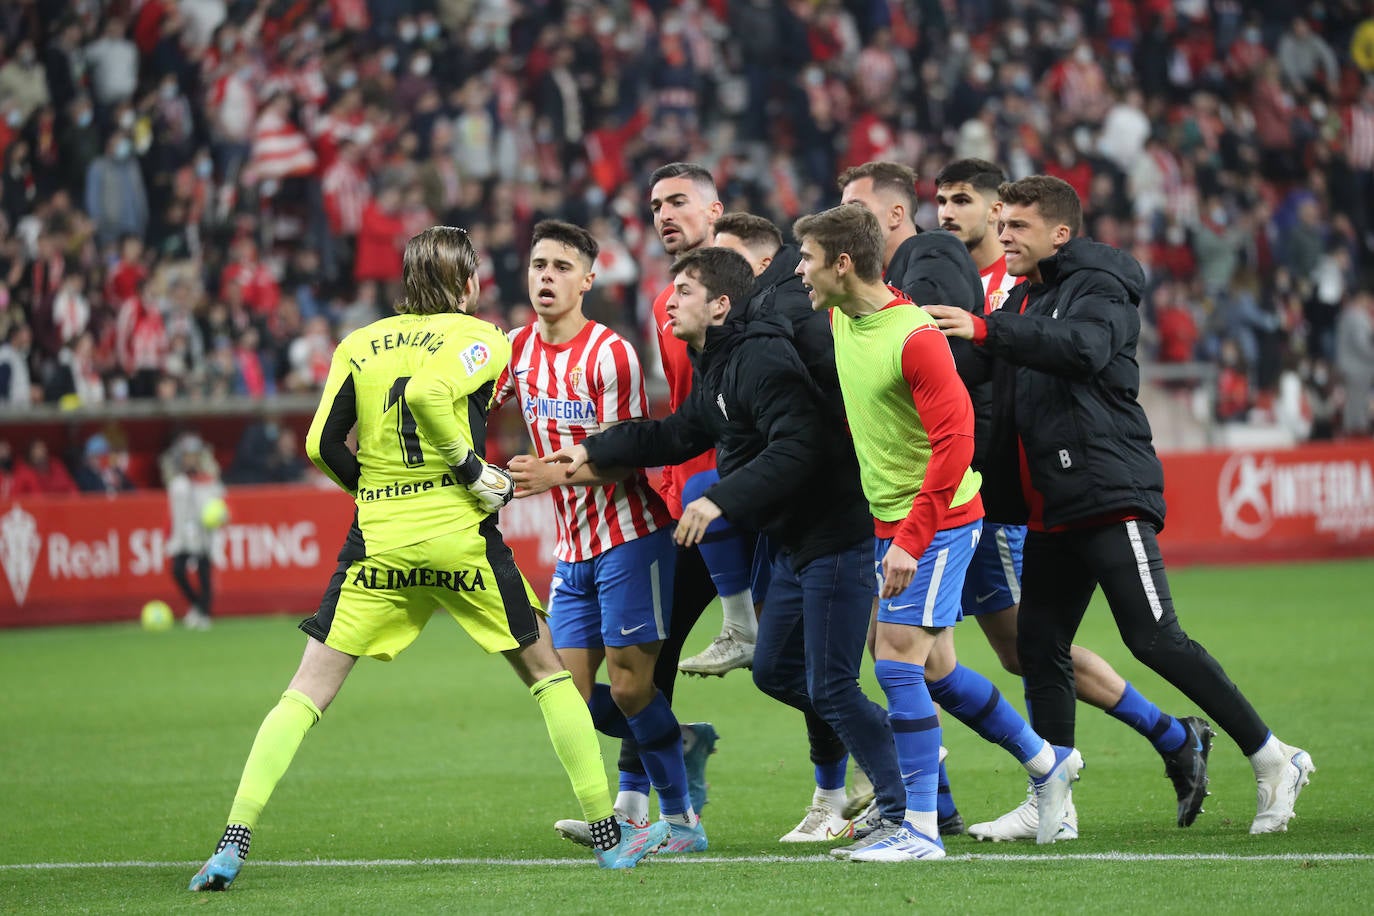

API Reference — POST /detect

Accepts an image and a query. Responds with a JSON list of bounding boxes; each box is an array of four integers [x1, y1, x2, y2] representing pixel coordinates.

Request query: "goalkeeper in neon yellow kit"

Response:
[[189, 227, 667, 891]]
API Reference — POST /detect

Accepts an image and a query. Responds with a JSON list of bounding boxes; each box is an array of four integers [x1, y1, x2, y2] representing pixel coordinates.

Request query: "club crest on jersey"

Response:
[[567, 366, 584, 391], [460, 342, 491, 376], [988, 288, 1009, 311]]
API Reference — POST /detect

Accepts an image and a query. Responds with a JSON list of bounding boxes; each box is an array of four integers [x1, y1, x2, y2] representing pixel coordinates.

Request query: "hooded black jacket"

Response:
[[976, 237, 1167, 530], [742, 244, 842, 416], [885, 229, 992, 467], [583, 313, 871, 570]]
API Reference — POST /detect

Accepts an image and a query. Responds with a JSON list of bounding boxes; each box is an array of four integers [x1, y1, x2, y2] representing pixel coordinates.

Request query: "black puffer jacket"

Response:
[[886, 229, 992, 467], [977, 237, 1167, 530], [584, 314, 871, 569]]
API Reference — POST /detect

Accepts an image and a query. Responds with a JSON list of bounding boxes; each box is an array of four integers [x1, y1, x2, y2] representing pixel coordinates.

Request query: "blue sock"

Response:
[[936, 759, 957, 820], [589, 683, 633, 739], [682, 471, 752, 595], [618, 770, 651, 795], [928, 664, 1043, 764], [625, 691, 691, 816], [874, 660, 940, 820], [815, 754, 847, 791], [1110, 682, 1186, 753]]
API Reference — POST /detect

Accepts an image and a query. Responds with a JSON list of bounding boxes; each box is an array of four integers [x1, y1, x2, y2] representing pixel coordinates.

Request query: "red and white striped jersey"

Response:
[[980, 254, 1025, 313], [497, 320, 672, 562]]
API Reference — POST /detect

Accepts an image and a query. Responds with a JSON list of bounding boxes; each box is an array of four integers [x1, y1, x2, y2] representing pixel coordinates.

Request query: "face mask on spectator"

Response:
[[1008, 26, 1028, 49], [338, 69, 357, 89], [422, 21, 441, 41], [1310, 101, 1328, 120], [6, 110, 21, 128], [1075, 45, 1093, 64], [196, 157, 213, 178], [161, 82, 178, 99], [381, 51, 398, 72], [302, 23, 319, 42], [119, 110, 135, 129], [77, 109, 93, 127], [115, 139, 132, 159], [1245, 27, 1261, 43], [951, 32, 969, 52], [19, 48, 35, 66], [399, 21, 418, 42], [411, 55, 431, 76]]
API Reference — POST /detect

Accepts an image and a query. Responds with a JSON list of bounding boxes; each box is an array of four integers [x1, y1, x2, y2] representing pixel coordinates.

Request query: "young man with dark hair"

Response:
[[933, 159, 1205, 841], [927, 176, 1314, 837], [546, 244, 908, 846], [498, 220, 706, 854], [793, 204, 1081, 860], [188, 228, 662, 893]]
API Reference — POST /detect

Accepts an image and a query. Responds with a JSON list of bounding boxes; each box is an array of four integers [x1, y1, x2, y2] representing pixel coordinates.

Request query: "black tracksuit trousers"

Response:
[[1018, 519, 1270, 755]]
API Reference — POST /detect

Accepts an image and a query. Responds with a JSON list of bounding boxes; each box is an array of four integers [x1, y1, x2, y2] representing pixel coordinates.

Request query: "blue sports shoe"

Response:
[[188, 843, 243, 891], [681, 722, 718, 813], [652, 817, 709, 855], [594, 819, 669, 869]]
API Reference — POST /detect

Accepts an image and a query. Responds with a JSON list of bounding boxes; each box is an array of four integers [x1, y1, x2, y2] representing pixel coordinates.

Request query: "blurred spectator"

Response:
[[1304, 359, 1342, 441], [225, 418, 308, 484], [45, 330, 105, 407], [0, 38, 49, 120], [354, 184, 405, 286], [11, 439, 77, 495], [73, 433, 136, 494], [0, 439, 18, 499], [1277, 17, 1339, 92], [1335, 291, 1374, 437], [1215, 339, 1252, 422], [85, 131, 149, 248], [83, 16, 139, 109], [0, 322, 33, 407]]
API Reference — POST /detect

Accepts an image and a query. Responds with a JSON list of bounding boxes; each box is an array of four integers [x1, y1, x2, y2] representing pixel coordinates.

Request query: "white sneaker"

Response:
[[1031, 746, 1083, 844], [779, 803, 854, 842], [183, 607, 211, 630], [1251, 744, 1315, 834], [679, 631, 755, 677], [848, 825, 946, 862], [968, 781, 1079, 843], [842, 766, 875, 819]]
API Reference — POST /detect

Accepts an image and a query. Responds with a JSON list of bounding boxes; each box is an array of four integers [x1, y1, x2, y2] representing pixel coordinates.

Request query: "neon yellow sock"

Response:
[[226, 689, 322, 830], [530, 671, 614, 824]]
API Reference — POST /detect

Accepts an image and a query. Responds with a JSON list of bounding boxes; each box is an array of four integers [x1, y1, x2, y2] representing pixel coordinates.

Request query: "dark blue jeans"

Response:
[[752, 539, 904, 822]]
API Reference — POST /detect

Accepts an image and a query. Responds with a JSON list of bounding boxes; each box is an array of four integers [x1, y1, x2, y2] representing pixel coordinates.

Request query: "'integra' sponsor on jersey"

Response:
[[353, 566, 487, 591], [523, 395, 597, 423]]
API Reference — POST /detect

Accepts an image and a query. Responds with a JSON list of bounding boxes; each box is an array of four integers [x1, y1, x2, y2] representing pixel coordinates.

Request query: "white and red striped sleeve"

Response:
[[590, 333, 649, 424]]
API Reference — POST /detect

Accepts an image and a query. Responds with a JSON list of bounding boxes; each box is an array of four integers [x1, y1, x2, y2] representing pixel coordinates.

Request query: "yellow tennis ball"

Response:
[[201, 497, 229, 529], [141, 600, 174, 632]]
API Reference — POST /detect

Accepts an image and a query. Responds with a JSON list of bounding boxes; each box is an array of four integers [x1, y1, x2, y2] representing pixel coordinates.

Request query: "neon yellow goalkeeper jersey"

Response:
[[306, 311, 511, 554]]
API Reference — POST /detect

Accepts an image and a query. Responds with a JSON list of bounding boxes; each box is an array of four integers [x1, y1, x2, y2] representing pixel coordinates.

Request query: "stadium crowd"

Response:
[[0, 0, 1372, 440]]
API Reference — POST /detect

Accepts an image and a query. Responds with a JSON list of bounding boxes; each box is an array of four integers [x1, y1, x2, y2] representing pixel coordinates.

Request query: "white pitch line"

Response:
[[3, 852, 1371, 870]]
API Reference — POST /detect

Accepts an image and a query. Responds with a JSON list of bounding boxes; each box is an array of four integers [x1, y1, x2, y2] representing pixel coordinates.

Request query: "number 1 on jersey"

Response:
[[385, 377, 425, 467]]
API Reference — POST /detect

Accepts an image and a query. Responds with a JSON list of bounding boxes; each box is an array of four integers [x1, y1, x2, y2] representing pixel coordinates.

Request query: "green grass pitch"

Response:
[[3, 559, 1372, 913]]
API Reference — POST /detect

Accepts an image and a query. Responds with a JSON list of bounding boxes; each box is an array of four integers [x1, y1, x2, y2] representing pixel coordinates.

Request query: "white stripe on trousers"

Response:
[[1124, 520, 1164, 621]]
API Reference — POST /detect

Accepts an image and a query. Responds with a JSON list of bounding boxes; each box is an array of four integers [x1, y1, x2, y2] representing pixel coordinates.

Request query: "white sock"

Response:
[[663, 808, 697, 827], [615, 790, 650, 825], [719, 590, 756, 641], [1248, 733, 1285, 774], [814, 786, 846, 810], [1024, 740, 1056, 778], [907, 808, 938, 839]]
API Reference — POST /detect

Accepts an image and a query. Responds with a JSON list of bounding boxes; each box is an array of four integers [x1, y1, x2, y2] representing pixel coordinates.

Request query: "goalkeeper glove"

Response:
[[451, 451, 514, 513]]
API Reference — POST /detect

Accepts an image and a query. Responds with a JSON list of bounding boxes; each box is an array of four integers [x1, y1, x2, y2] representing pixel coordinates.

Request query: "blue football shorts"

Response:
[[961, 522, 1026, 615], [547, 526, 676, 649], [875, 519, 982, 629]]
